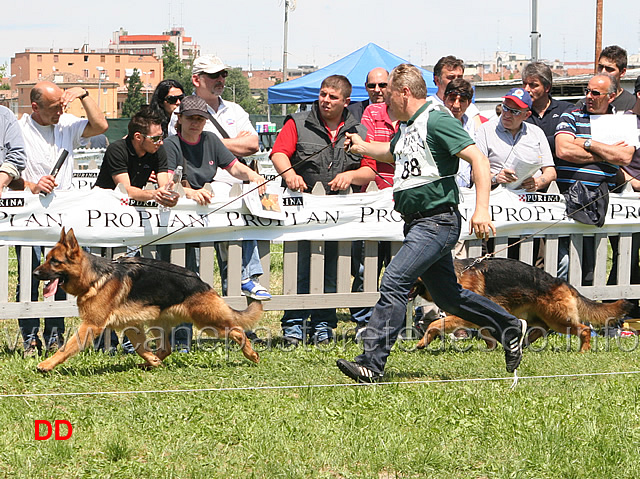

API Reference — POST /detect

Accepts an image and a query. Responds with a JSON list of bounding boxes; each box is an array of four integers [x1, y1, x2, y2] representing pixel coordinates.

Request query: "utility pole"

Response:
[[594, 0, 603, 73], [530, 0, 541, 62], [281, 0, 296, 115]]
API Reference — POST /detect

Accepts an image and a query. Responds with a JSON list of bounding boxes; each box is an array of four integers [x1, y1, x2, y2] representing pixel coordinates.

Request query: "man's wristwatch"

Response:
[[583, 138, 592, 151], [78, 89, 90, 100]]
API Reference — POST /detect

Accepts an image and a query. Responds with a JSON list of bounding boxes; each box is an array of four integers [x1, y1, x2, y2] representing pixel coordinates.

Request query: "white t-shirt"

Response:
[[19, 113, 88, 190]]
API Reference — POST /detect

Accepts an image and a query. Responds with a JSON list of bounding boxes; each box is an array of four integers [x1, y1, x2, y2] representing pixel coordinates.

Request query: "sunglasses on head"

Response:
[[585, 88, 606, 97], [366, 82, 387, 89], [145, 134, 164, 144], [501, 104, 526, 116], [164, 94, 184, 104], [204, 70, 229, 80]]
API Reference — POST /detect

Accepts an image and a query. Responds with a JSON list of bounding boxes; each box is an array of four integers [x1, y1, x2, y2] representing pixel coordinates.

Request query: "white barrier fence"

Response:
[[0, 181, 639, 320]]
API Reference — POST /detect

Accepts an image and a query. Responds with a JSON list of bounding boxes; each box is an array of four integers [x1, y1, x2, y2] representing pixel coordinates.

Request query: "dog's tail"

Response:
[[575, 291, 633, 328], [230, 300, 264, 330]]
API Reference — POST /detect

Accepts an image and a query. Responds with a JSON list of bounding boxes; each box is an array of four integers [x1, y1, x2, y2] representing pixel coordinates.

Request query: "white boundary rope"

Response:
[[2, 369, 640, 399]]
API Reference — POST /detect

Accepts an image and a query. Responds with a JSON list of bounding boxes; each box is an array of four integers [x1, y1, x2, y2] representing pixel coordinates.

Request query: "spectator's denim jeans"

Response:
[[16, 246, 66, 348], [281, 240, 338, 343], [356, 210, 520, 375]]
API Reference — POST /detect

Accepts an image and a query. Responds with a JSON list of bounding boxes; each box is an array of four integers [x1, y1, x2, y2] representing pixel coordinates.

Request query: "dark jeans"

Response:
[[607, 234, 640, 285], [558, 236, 595, 286], [281, 240, 338, 342], [356, 210, 521, 375], [16, 246, 66, 348]]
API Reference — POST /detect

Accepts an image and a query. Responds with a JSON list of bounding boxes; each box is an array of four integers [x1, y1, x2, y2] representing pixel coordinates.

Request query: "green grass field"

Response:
[[1, 317, 639, 479], [2, 245, 639, 477]]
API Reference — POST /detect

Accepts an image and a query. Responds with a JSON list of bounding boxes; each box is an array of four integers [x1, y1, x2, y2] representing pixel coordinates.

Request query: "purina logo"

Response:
[[121, 198, 159, 208], [0, 198, 25, 207], [518, 193, 562, 203], [283, 196, 303, 207]]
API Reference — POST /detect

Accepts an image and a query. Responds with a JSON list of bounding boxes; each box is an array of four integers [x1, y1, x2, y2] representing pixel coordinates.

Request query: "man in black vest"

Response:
[[270, 75, 367, 346]]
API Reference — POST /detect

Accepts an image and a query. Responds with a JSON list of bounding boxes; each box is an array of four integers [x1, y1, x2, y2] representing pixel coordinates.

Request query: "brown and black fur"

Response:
[[412, 257, 632, 352], [33, 228, 263, 372]]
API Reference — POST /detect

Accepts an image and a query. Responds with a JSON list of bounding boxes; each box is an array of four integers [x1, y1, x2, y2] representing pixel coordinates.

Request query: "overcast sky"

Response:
[[2, 0, 639, 73]]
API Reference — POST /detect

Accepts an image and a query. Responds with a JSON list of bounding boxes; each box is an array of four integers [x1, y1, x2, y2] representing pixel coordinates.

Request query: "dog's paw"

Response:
[[137, 360, 163, 370], [36, 361, 54, 373]]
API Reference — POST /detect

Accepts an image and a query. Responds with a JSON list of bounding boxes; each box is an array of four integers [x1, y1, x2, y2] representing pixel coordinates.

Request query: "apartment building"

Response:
[[11, 46, 163, 91], [109, 27, 200, 62], [16, 72, 119, 118]]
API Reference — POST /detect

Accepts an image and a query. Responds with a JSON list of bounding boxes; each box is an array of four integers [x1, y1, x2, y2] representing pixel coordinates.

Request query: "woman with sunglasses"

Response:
[[150, 79, 185, 137]]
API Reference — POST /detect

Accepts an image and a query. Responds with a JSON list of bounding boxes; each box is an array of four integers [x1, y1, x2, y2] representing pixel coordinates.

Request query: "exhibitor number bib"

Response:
[[393, 103, 446, 193]]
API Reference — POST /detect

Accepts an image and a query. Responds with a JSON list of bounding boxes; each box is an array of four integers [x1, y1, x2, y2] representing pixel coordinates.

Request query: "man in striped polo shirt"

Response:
[[555, 73, 634, 193], [555, 73, 635, 284]]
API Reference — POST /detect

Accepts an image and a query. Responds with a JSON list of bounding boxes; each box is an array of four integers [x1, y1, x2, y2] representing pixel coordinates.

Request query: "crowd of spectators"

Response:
[[3, 44, 640, 357]]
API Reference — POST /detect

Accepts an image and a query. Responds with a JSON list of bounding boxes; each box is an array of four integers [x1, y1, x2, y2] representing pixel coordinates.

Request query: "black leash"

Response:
[[126, 142, 336, 256]]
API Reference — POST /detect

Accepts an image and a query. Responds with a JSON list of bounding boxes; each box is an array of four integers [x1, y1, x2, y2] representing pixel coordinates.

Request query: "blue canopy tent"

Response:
[[268, 43, 436, 104]]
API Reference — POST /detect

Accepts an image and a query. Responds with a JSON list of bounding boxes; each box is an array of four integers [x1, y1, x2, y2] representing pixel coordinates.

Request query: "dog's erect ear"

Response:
[[58, 227, 66, 243], [64, 228, 80, 252]]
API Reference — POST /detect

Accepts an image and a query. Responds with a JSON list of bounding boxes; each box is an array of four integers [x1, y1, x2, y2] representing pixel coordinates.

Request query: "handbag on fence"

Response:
[[563, 180, 609, 228]]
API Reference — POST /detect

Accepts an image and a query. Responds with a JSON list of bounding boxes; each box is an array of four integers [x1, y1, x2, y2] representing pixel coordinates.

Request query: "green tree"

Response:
[[162, 42, 193, 95], [0, 63, 9, 90], [222, 68, 260, 114], [121, 68, 145, 117]]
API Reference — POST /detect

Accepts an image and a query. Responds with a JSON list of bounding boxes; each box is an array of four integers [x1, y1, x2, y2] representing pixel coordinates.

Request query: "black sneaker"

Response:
[[504, 319, 527, 373], [336, 359, 382, 383], [245, 330, 267, 346]]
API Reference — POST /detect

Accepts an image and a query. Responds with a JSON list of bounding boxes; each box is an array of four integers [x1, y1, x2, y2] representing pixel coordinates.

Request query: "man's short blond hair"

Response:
[[388, 64, 427, 99]]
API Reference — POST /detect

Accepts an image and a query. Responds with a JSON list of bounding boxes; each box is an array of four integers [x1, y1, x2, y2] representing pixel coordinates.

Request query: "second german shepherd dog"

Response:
[[411, 257, 632, 352], [33, 228, 263, 372]]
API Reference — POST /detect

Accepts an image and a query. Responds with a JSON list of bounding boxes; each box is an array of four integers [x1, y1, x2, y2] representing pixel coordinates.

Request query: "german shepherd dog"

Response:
[[33, 228, 263, 372], [411, 257, 632, 352]]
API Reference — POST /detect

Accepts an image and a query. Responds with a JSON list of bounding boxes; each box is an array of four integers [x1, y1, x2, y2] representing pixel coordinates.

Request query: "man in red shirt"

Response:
[[270, 75, 367, 346]]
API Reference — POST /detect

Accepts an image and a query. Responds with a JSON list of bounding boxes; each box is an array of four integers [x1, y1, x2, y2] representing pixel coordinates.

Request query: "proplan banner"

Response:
[[0, 186, 638, 247]]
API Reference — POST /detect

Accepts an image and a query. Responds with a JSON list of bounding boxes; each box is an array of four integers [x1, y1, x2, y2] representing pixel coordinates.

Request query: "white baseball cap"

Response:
[[192, 55, 229, 75]]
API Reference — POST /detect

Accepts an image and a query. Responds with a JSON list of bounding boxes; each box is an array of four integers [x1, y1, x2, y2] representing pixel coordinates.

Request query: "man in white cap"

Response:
[[169, 55, 259, 157]]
